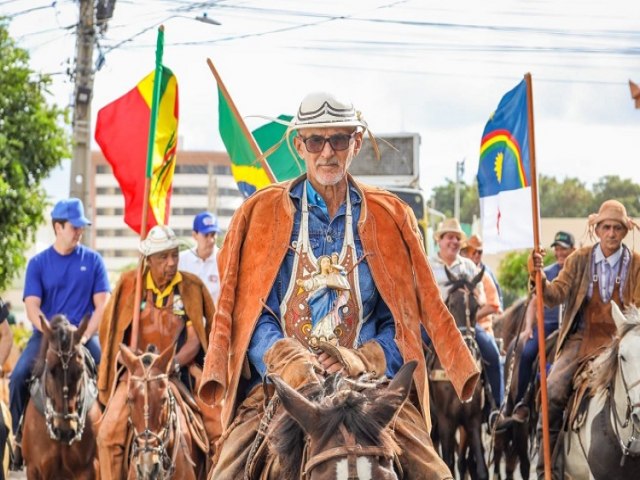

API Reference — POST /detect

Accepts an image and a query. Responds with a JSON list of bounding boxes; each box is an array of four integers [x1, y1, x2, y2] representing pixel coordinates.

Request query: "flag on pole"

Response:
[[95, 68, 179, 234], [477, 79, 533, 253], [217, 87, 304, 197]]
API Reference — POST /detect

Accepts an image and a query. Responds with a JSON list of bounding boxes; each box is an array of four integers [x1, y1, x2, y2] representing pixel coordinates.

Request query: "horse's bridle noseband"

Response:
[[301, 424, 397, 480]]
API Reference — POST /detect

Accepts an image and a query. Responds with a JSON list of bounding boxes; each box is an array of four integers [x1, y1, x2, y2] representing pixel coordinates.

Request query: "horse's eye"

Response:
[[620, 354, 626, 362]]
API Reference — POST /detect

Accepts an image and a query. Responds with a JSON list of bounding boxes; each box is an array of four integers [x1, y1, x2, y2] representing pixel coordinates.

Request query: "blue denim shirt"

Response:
[[246, 180, 402, 392]]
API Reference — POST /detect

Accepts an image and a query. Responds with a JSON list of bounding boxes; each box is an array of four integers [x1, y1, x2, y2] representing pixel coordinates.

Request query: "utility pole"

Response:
[[454, 158, 465, 221], [70, 0, 96, 246]]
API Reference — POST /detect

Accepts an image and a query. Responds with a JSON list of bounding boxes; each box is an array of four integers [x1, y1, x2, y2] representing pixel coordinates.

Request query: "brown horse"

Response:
[[429, 267, 488, 480], [22, 314, 100, 479], [119, 343, 206, 480], [268, 361, 416, 480]]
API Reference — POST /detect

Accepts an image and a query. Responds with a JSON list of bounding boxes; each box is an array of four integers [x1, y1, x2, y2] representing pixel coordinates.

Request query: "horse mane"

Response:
[[33, 314, 72, 378], [270, 375, 402, 477], [589, 307, 640, 393], [493, 297, 528, 347]]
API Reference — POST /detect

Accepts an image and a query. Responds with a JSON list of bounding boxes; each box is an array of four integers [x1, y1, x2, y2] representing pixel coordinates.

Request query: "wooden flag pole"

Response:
[[206, 58, 277, 183], [525, 72, 552, 480], [130, 26, 165, 351]]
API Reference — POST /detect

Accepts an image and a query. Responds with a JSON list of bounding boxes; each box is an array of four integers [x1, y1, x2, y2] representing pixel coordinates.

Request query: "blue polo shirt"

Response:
[[24, 245, 110, 326]]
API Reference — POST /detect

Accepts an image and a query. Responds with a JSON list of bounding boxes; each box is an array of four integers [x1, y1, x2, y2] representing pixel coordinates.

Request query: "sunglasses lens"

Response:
[[304, 136, 326, 153], [328, 134, 352, 151]]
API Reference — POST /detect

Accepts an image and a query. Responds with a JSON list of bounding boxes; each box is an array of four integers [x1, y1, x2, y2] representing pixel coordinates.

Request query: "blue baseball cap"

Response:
[[193, 212, 220, 234], [51, 198, 91, 228]]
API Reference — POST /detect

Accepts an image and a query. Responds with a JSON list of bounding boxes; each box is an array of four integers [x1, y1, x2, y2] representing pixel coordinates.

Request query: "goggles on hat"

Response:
[[298, 132, 356, 153]]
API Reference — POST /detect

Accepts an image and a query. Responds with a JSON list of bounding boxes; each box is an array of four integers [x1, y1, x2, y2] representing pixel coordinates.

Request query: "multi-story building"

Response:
[[91, 150, 243, 271]]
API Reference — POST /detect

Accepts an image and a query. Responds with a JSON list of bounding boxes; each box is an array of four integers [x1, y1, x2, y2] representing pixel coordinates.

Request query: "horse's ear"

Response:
[[368, 360, 417, 427], [269, 374, 321, 434], [612, 302, 626, 333], [119, 343, 139, 373], [155, 343, 176, 374], [75, 314, 90, 342], [471, 265, 485, 287], [40, 314, 52, 338]]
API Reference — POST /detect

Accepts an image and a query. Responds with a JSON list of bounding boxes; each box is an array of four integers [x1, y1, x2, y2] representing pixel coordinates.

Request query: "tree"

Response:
[[430, 179, 479, 224], [0, 21, 70, 290], [591, 175, 640, 217], [497, 249, 555, 307], [539, 175, 593, 217]]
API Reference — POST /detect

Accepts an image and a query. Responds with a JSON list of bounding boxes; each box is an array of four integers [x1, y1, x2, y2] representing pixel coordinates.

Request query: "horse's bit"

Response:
[[301, 424, 397, 480], [43, 341, 91, 445], [128, 368, 180, 478]]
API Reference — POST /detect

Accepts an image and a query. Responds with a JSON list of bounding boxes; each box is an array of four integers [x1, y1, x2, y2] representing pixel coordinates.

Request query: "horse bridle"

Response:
[[611, 333, 640, 462], [446, 284, 475, 335], [301, 424, 398, 480], [128, 367, 180, 478], [43, 340, 91, 445]]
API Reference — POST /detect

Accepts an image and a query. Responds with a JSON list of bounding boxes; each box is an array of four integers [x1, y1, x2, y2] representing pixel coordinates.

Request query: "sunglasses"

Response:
[[298, 132, 356, 153]]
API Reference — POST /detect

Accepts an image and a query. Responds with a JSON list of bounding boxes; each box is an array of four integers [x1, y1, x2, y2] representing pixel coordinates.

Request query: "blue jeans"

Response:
[[422, 325, 503, 407], [9, 330, 101, 433], [516, 322, 558, 404], [474, 325, 503, 407]]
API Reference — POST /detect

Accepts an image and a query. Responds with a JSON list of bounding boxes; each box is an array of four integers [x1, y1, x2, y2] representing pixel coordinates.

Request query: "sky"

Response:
[[2, 0, 639, 202]]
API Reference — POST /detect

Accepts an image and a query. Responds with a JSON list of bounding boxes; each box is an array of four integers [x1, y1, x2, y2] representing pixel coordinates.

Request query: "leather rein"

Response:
[[128, 367, 181, 478]]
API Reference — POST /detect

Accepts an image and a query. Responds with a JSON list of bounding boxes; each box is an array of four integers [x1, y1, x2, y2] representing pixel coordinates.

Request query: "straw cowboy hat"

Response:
[[434, 218, 466, 241], [461, 234, 483, 252], [587, 199, 639, 233], [139, 225, 180, 257]]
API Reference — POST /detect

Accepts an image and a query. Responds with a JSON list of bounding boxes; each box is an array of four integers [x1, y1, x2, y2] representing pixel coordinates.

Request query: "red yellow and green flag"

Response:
[[95, 68, 179, 234]]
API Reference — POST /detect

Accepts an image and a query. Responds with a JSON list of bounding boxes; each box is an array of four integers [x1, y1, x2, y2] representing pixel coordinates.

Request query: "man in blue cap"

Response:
[[179, 211, 222, 304], [9, 198, 110, 469]]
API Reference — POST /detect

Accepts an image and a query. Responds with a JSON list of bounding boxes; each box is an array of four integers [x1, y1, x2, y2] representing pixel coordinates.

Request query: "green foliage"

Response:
[[539, 175, 593, 217], [591, 175, 640, 217], [0, 21, 70, 290], [497, 249, 555, 305], [429, 179, 479, 224], [9, 323, 31, 351]]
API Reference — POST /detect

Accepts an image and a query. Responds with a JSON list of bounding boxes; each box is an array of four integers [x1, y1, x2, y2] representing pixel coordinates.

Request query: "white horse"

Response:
[[564, 303, 640, 480]]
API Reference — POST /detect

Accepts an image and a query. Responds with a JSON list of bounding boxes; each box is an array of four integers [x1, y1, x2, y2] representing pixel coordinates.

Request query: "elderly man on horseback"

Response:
[[97, 225, 217, 479], [529, 200, 640, 478], [199, 91, 481, 480]]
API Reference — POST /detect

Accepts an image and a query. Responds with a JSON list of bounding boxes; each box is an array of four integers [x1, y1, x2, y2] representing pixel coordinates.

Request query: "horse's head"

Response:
[[444, 266, 484, 332], [269, 361, 417, 480], [612, 304, 640, 430], [120, 343, 176, 480], [37, 313, 90, 444]]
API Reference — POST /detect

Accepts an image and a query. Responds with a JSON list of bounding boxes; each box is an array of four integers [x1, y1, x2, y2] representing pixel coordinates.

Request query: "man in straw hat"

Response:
[[429, 220, 504, 422], [529, 200, 640, 478], [498, 231, 576, 428], [97, 225, 217, 479], [200, 91, 480, 479], [460, 233, 503, 310]]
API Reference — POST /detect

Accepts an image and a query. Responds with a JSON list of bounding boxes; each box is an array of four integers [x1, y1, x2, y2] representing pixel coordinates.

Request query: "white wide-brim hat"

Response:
[[290, 91, 368, 131], [259, 91, 381, 163], [139, 225, 180, 257]]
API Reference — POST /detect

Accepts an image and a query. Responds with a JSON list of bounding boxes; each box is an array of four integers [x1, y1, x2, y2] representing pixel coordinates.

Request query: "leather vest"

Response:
[[578, 250, 624, 359], [138, 289, 186, 353]]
